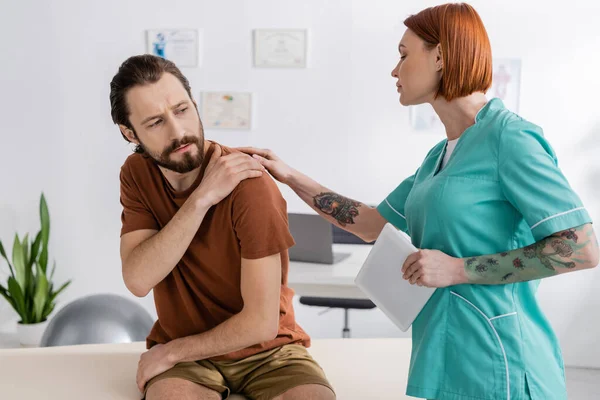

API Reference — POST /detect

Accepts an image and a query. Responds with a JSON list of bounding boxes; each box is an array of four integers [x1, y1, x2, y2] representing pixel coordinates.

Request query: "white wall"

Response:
[[1, 0, 599, 367]]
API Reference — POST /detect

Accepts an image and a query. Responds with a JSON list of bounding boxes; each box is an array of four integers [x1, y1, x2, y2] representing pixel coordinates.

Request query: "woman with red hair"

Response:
[[240, 3, 596, 399]]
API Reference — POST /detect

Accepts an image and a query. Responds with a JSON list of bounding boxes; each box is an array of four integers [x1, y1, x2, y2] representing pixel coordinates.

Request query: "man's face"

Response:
[[122, 73, 205, 173]]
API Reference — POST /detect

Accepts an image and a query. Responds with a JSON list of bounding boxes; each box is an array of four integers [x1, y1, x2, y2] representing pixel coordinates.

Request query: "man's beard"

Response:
[[141, 134, 205, 174]]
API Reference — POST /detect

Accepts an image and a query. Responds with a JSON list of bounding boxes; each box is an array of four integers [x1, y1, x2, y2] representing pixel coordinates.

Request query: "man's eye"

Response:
[[150, 120, 162, 128], [176, 107, 188, 114]]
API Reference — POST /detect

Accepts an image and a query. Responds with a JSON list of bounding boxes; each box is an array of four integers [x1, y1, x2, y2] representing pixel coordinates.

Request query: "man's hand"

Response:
[[136, 344, 177, 393], [194, 145, 265, 207], [402, 249, 467, 288], [235, 147, 295, 185]]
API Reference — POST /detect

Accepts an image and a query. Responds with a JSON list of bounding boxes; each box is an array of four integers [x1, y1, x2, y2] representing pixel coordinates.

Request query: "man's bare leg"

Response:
[[273, 384, 336, 400], [146, 377, 221, 400]]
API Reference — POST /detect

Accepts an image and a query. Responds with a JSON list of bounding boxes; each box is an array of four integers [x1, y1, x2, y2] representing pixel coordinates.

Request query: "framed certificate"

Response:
[[253, 29, 307, 68], [146, 29, 200, 67], [200, 92, 252, 130]]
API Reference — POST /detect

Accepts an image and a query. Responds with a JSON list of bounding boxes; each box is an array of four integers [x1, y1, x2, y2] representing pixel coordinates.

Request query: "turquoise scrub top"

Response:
[[377, 99, 592, 400]]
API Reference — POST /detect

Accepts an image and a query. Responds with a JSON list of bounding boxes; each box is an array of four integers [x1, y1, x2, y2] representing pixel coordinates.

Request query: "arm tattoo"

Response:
[[465, 224, 596, 285], [312, 192, 361, 227]]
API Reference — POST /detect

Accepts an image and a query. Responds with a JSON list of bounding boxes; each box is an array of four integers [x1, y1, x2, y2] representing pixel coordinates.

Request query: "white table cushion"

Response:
[[0, 338, 412, 399]]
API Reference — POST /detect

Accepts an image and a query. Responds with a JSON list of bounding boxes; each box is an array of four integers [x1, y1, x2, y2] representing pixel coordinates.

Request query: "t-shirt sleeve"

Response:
[[376, 170, 418, 234], [498, 121, 592, 241], [231, 174, 296, 260], [120, 165, 160, 236]]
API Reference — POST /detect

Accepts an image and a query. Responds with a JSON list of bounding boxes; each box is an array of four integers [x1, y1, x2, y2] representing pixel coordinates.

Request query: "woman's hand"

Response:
[[235, 147, 295, 185], [402, 249, 468, 288]]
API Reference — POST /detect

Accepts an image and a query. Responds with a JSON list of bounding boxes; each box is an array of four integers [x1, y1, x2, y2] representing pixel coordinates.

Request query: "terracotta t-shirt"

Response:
[[119, 141, 310, 360]]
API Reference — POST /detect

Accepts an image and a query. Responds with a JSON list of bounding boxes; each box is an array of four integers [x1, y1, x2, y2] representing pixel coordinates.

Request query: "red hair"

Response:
[[404, 3, 492, 101]]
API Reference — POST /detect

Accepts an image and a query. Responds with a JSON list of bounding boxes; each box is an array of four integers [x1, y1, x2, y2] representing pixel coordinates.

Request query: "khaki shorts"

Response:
[[144, 344, 334, 400]]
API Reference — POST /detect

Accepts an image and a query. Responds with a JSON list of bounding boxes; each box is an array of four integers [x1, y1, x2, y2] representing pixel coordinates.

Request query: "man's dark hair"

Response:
[[109, 55, 193, 153]]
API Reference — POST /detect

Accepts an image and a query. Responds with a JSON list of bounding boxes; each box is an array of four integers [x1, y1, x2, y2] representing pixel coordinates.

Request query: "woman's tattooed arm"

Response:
[[464, 224, 599, 285], [312, 192, 362, 227]]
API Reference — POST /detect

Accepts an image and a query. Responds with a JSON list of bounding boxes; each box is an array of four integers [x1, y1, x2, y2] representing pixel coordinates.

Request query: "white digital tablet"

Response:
[[354, 223, 436, 332]]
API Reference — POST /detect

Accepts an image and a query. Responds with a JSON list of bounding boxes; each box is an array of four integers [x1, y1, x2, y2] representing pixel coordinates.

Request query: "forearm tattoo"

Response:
[[465, 224, 596, 284], [312, 192, 361, 227]]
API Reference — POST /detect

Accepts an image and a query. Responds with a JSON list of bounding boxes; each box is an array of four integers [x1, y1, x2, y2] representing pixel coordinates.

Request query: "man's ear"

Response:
[[119, 125, 139, 144]]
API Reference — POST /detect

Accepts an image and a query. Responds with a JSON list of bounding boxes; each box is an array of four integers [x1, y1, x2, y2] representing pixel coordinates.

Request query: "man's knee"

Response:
[[275, 384, 336, 400], [145, 377, 221, 400]]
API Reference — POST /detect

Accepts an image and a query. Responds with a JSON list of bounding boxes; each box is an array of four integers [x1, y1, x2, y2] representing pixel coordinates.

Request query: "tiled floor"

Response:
[[566, 367, 600, 399]]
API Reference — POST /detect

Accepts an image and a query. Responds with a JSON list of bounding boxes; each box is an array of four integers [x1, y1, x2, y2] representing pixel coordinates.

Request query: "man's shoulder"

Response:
[[120, 152, 153, 179], [213, 142, 281, 196], [217, 143, 240, 158], [235, 168, 281, 198]]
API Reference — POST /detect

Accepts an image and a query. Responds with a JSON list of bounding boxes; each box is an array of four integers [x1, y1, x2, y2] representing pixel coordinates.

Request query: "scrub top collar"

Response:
[[433, 98, 504, 176]]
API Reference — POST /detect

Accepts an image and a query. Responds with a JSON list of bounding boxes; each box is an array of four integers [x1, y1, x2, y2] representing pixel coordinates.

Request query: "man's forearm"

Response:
[[463, 224, 598, 285], [123, 196, 211, 296], [166, 309, 276, 363]]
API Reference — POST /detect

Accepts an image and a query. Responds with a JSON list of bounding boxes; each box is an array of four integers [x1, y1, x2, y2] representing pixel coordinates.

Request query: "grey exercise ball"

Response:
[[40, 293, 154, 347]]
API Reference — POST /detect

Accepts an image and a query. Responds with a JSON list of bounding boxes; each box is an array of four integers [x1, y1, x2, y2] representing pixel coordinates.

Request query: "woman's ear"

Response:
[[436, 43, 443, 71]]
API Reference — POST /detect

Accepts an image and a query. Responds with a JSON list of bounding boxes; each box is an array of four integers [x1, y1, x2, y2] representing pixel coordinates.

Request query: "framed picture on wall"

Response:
[[200, 92, 252, 130], [253, 29, 307, 68], [146, 29, 200, 67]]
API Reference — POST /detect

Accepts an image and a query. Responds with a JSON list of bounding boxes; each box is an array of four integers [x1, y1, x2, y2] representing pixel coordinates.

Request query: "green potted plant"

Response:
[[0, 193, 71, 346]]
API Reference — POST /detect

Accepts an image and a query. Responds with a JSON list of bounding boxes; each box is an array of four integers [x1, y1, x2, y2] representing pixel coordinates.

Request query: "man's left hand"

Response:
[[402, 249, 467, 288], [136, 344, 177, 393]]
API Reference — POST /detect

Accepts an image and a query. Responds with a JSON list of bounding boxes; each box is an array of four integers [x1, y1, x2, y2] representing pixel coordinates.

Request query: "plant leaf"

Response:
[[0, 283, 17, 312], [29, 232, 42, 268], [27, 302, 35, 324], [33, 263, 49, 322], [0, 239, 16, 278], [39, 194, 50, 273], [39, 247, 48, 274], [22, 234, 30, 269], [50, 261, 56, 280], [12, 234, 26, 290], [0, 282, 9, 297], [42, 302, 56, 321], [26, 263, 36, 307], [42, 289, 53, 316], [22, 234, 32, 296], [43, 280, 70, 320], [7, 276, 26, 323], [50, 280, 71, 303], [0, 240, 9, 263]]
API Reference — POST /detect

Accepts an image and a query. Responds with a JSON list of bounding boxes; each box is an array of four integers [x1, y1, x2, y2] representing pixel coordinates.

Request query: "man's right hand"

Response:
[[235, 147, 295, 185], [194, 145, 265, 207]]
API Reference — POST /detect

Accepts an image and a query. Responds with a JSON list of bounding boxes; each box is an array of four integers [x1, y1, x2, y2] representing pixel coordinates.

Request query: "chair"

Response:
[[298, 225, 376, 338], [299, 296, 376, 338]]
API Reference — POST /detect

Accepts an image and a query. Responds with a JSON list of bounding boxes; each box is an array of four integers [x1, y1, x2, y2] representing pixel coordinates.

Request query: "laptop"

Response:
[[354, 223, 435, 332], [287, 213, 352, 264]]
